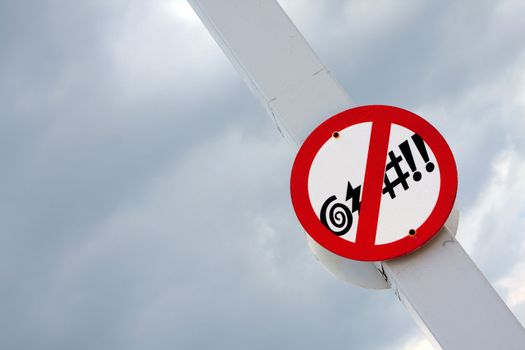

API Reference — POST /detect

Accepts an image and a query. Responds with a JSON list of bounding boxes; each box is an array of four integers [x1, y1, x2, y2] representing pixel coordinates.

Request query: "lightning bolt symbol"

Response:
[[345, 181, 361, 213]]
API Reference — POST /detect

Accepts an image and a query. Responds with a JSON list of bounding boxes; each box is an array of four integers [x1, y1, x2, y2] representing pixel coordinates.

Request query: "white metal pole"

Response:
[[187, 0, 525, 348]]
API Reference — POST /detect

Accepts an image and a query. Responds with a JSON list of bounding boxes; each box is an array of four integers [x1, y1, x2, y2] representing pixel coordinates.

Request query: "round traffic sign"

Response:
[[290, 105, 457, 261]]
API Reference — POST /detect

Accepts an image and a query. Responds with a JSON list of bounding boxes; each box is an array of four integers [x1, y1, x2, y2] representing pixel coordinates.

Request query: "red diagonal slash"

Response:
[[355, 119, 391, 247]]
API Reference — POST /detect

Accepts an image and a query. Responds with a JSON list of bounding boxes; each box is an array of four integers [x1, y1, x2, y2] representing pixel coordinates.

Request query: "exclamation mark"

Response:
[[399, 140, 422, 181], [412, 134, 435, 174]]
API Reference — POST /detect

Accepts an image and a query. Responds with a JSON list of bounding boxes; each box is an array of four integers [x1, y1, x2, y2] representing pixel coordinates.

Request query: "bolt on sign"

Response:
[[290, 105, 458, 261]]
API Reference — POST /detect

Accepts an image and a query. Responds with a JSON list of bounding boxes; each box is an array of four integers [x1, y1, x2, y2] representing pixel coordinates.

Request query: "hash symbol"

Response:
[[382, 150, 410, 199]]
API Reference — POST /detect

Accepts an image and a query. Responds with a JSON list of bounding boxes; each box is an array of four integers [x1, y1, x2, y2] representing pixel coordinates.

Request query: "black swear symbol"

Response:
[[320, 133, 435, 235], [383, 134, 435, 199], [320, 182, 361, 236]]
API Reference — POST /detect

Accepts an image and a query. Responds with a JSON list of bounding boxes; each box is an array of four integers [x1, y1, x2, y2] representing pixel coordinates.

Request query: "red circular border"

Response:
[[290, 105, 458, 261]]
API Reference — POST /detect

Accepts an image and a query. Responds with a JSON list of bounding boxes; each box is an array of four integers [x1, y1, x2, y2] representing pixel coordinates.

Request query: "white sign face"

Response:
[[376, 124, 440, 244], [307, 122, 371, 243], [308, 123, 440, 245], [290, 105, 457, 261]]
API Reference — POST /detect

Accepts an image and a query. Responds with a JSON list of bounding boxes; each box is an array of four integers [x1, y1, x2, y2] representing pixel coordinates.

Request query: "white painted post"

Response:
[[380, 227, 525, 349], [187, 0, 525, 348]]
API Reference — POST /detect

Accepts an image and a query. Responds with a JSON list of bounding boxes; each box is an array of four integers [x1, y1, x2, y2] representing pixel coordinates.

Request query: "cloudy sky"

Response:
[[1, 0, 525, 349]]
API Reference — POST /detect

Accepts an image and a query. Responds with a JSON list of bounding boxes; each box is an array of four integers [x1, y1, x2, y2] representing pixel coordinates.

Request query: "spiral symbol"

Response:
[[320, 195, 353, 236]]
